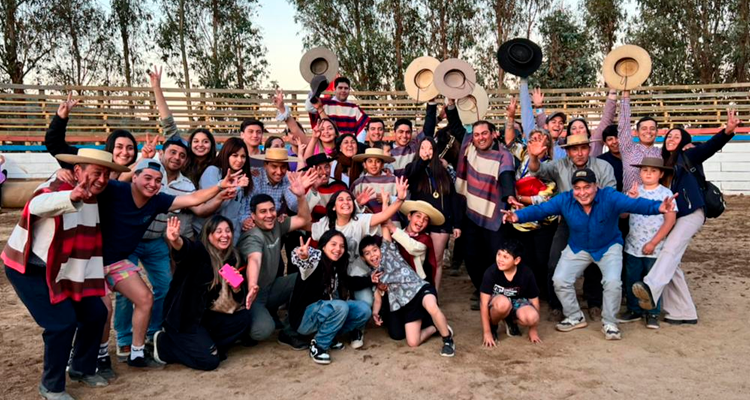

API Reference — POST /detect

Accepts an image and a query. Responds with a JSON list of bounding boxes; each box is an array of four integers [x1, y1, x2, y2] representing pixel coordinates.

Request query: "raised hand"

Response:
[[288, 170, 314, 197], [166, 216, 181, 242], [627, 182, 639, 199], [141, 132, 160, 159], [380, 188, 390, 208], [726, 108, 741, 134], [311, 124, 322, 140], [148, 65, 163, 89], [395, 176, 409, 200], [506, 96, 517, 118], [273, 88, 285, 112], [659, 193, 679, 214], [70, 173, 93, 202], [356, 186, 376, 206], [219, 186, 238, 200], [532, 88, 544, 108], [222, 169, 243, 189], [297, 236, 312, 260], [57, 92, 80, 119], [527, 137, 548, 158]]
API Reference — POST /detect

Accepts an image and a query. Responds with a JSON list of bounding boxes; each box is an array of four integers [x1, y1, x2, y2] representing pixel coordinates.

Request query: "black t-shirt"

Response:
[[598, 152, 623, 192], [480, 264, 539, 300]]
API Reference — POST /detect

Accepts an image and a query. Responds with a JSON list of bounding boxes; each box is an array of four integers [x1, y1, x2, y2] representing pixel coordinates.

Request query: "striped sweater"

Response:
[[351, 173, 398, 215], [309, 97, 370, 136], [391, 136, 422, 177], [1, 179, 106, 303], [454, 127, 516, 231]]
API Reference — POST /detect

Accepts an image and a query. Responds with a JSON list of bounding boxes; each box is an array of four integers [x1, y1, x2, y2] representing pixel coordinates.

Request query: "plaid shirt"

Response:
[[252, 171, 298, 214]]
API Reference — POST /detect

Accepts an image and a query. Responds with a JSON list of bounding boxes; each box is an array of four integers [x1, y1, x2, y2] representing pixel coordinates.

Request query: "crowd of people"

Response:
[[1, 61, 742, 400]]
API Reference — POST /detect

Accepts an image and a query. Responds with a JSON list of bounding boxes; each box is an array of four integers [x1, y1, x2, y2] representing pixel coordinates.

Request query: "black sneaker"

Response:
[[505, 319, 522, 337], [96, 356, 117, 381], [632, 281, 656, 310], [309, 339, 331, 365], [645, 314, 660, 329], [330, 340, 345, 350], [663, 318, 698, 325], [350, 329, 364, 349], [440, 339, 455, 357], [68, 369, 108, 387], [127, 354, 164, 369], [617, 310, 642, 323], [278, 331, 309, 351]]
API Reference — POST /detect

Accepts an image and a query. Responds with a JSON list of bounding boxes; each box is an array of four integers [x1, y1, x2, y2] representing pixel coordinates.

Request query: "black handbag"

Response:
[[683, 155, 726, 218]]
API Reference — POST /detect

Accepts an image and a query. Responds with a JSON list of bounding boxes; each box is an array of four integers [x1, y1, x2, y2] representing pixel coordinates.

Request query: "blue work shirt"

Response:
[[515, 187, 662, 261]]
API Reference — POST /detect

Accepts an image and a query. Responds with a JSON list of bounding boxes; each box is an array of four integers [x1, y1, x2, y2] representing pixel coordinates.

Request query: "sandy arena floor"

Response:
[[1, 196, 749, 400]]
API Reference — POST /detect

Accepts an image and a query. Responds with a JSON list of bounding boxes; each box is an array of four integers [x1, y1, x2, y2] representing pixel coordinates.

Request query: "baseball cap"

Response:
[[135, 158, 166, 176], [546, 111, 567, 124], [163, 135, 189, 151], [571, 168, 596, 185]]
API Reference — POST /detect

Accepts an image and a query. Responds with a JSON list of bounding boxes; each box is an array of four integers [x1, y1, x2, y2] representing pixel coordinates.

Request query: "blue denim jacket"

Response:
[[515, 187, 662, 261]]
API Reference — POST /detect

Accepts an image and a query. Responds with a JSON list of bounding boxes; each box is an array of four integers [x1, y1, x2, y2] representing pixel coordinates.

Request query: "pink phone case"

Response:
[[219, 264, 244, 288]]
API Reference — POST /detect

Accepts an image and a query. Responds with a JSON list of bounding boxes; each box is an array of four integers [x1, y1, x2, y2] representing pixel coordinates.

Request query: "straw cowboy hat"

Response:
[[299, 47, 339, 83], [631, 156, 673, 171], [352, 148, 395, 164], [404, 56, 441, 102], [602, 45, 652, 90], [55, 148, 130, 172], [497, 38, 543, 78], [400, 200, 445, 226], [560, 134, 591, 148], [250, 147, 299, 163], [433, 58, 477, 99], [457, 84, 489, 124]]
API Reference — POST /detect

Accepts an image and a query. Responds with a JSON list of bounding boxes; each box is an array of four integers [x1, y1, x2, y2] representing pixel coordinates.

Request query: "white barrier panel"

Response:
[[2, 142, 749, 193]]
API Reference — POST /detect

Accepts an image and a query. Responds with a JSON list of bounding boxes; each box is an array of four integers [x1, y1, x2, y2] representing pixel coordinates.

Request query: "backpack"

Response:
[[683, 155, 726, 218]]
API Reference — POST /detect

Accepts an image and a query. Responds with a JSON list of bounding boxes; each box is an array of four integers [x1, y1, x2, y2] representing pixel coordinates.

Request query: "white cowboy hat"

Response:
[[352, 148, 395, 164], [55, 148, 130, 172], [433, 58, 477, 99], [404, 56, 441, 102], [400, 200, 445, 226], [457, 84, 489, 124], [250, 147, 299, 163], [299, 47, 339, 83], [602, 45, 652, 90]]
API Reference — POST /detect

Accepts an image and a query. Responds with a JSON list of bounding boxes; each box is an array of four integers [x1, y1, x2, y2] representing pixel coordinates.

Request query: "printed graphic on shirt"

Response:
[[492, 284, 520, 297]]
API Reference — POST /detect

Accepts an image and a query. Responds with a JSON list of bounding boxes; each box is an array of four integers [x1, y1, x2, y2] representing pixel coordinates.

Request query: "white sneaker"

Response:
[[602, 323, 622, 340], [350, 329, 364, 349], [555, 316, 588, 332]]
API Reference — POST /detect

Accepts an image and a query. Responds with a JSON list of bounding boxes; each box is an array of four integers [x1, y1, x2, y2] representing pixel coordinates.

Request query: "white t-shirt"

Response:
[[625, 184, 678, 258], [312, 213, 380, 276]]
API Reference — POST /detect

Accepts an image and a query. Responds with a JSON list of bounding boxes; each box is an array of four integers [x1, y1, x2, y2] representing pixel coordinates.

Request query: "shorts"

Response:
[[490, 296, 534, 320], [401, 284, 438, 324], [104, 259, 141, 290]]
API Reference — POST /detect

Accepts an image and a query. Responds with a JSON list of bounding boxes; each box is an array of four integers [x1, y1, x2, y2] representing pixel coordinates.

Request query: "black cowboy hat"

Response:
[[497, 38, 543, 78], [310, 74, 329, 104]]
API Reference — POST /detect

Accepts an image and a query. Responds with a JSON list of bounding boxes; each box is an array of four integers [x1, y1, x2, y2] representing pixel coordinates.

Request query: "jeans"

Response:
[[6, 266, 107, 393], [353, 287, 374, 307], [115, 238, 172, 347], [553, 244, 623, 326], [624, 254, 661, 315], [548, 220, 603, 310], [248, 274, 296, 341], [297, 299, 371, 350]]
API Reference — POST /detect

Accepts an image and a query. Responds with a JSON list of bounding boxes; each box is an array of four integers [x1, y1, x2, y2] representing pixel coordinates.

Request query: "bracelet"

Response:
[[275, 105, 291, 121]]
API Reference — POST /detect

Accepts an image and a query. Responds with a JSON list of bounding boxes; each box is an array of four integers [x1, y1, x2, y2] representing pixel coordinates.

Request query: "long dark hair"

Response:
[[412, 137, 452, 196], [200, 215, 241, 290], [317, 229, 351, 298], [325, 190, 358, 230], [104, 129, 137, 165], [184, 128, 217, 186], [211, 137, 253, 196], [660, 127, 691, 187]]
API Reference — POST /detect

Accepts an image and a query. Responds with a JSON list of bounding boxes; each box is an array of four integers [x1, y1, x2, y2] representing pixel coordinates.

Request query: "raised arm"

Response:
[[423, 102, 438, 138], [589, 89, 617, 157], [288, 170, 316, 231], [519, 79, 534, 137], [504, 96, 518, 147], [369, 177, 408, 227], [45, 94, 81, 167], [170, 170, 245, 211], [274, 88, 310, 146], [684, 108, 741, 166], [617, 90, 635, 155], [149, 66, 172, 122]]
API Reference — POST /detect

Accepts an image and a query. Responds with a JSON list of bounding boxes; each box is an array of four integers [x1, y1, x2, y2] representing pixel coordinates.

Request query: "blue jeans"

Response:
[[115, 238, 172, 347], [624, 253, 662, 315], [248, 274, 297, 341], [297, 299, 371, 350], [353, 287, 374, 307]]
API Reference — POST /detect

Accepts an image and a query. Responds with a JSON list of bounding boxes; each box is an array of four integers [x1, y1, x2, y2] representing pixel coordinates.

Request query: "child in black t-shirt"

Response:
[[480, 240, 541, 346]]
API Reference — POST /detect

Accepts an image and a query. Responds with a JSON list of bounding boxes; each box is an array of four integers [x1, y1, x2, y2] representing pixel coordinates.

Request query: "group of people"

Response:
[[2, 64, 742, 400]]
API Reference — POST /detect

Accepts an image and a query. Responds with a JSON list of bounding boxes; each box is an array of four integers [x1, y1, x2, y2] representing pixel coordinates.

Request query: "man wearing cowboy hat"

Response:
[[502, 168, 678, 340], [2, 149, 129, 398], [527, 133, 615, 321], [305, 76, 371, 137], [250, 148, 305, 214]]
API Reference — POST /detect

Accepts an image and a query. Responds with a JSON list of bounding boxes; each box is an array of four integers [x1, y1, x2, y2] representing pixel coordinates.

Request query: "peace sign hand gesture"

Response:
[[726, 108, 742, 134], [626, 182, 639, 199], [273, 88, 286, 112], [148, 65, 163, 89], [57, 93, 80, 119], [297, 236, 312, 260], [70, 173, 93, 202], [506, 96, 517, 118], [659, 193, 679, 214], [141, 133, 160, 159]]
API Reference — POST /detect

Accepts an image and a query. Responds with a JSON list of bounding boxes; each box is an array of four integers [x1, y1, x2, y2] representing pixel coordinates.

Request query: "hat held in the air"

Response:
[[299, 47, 339, 83], [497, 38, 543, 78], [457, 84, 489, 125], [404, 56, 441, 102], [602, 45, 652, 90], [433, 58, 477, 99]]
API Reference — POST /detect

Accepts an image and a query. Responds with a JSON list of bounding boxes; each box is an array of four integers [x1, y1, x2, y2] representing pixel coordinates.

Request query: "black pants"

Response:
[[157, 308, 251, 371], [547, 220, 603, 311], [380, 292, 433, 341], [462, 218, 508, 291], [5, 266, 107, 392], [513, 220, 558, 301]]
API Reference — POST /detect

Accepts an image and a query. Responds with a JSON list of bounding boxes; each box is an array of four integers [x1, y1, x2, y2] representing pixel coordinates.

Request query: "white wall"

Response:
[[3, 142, 749, 193]]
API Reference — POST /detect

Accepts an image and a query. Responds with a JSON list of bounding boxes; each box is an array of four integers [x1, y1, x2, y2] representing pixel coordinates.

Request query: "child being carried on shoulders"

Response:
[[480, 239, 542, 346]]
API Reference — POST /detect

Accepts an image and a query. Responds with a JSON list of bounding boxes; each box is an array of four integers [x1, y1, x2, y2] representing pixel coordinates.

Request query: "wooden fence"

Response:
[[1, 82, 749, 143]]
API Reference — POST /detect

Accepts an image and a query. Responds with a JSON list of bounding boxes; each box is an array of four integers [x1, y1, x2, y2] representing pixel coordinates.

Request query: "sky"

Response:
[[255, 1, 309, 90]]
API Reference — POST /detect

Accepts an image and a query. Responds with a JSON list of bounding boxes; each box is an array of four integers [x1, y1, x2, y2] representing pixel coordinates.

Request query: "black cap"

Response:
[[546, 111, 567, 124], [300, 153, 333, 171], [571, 168, 596, 185], [163, 135, 189, 151]]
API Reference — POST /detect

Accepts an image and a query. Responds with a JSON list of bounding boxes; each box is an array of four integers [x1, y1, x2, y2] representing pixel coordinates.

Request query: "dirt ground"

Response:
[[1, 196, 749, 400]]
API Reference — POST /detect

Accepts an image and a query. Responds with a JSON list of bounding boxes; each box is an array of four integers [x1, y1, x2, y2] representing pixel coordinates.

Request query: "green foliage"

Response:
[[0, 0, 54, 85], [531, 8, 597, 89], [583, 0, 624, 55], [111, 0, 153, 87]]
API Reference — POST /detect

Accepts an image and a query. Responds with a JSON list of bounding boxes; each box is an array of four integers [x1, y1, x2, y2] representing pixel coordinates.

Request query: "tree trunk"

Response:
[[2, 0, 25, 92], [733, 0, 750, 82], [393, 0, 403, 90], [211, 0, 219, 88], [178, 0, 192, 112]]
